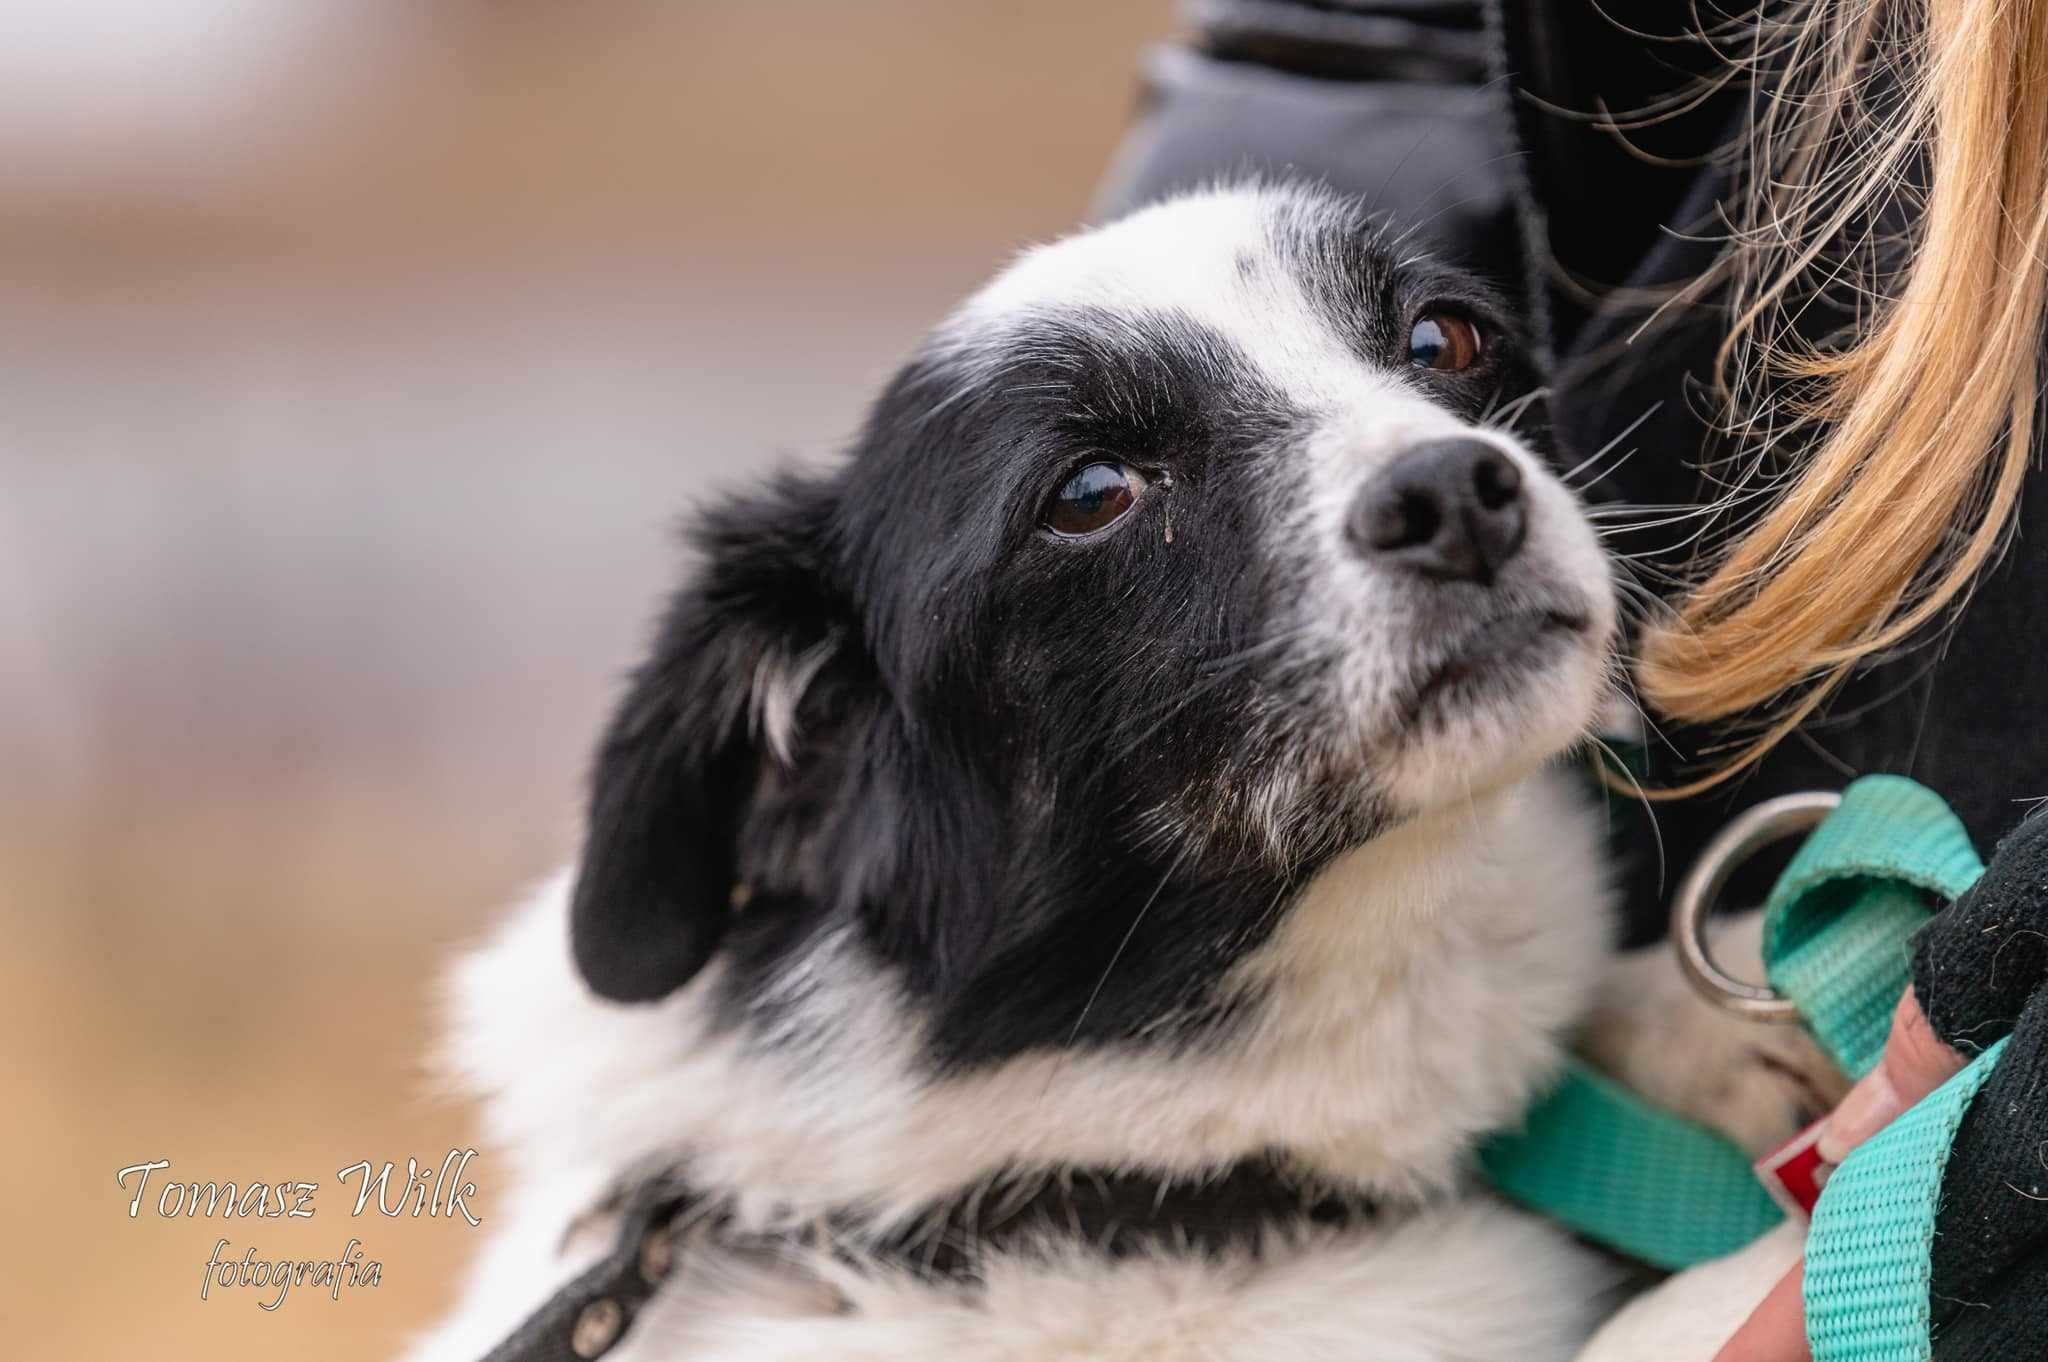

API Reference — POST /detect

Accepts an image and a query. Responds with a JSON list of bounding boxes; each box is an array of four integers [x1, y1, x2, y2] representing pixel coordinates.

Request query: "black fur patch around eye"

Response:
[[1266, 195, 1402, 365], [1265, 196, 1540, 436], [680, 304, 1384, 1070], [832, 304, 1300, 694]]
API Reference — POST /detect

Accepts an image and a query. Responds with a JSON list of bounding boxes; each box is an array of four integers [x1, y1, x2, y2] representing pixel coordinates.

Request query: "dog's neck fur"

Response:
[[450, 766, 1610, 1234]]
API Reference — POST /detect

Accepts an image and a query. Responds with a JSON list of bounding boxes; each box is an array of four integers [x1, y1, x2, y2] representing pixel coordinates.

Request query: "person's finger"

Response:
[[1815, 988, 1965, 1163], [1711, 1258, 1809, 1362], [1716, 990, 1966, 1361]]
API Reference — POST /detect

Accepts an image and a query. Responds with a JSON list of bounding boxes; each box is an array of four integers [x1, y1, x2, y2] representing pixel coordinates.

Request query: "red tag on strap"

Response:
[[1755, 1119, 1834, 1219]]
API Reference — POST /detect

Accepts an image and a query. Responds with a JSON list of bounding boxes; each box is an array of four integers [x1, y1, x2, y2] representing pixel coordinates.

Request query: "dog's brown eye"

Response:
[[1045, 462, 1144, 537], [1409, 312, 1483, 372]]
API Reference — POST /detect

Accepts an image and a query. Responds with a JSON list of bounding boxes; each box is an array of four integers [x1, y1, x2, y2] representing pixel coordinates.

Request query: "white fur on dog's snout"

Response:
[[1296, 413, 1617, 814]]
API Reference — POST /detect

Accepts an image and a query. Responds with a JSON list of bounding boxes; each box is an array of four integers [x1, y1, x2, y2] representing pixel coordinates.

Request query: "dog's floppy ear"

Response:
[[570, 476, 843, 1002]]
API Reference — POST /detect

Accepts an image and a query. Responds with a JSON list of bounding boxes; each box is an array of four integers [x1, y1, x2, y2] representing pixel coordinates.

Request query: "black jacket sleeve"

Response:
[[1095, 1, 1533, 322]]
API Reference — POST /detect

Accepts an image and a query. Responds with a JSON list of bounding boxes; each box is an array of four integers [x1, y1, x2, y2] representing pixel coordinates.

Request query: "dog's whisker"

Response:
[[1042, 844, 1192, 1103], [1588, 734, 1667, 898], [1559, 401, 1664, 487]]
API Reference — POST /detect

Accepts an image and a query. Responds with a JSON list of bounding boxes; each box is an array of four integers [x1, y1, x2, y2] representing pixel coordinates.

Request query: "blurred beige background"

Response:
[[0, 4, 1173, 1357]]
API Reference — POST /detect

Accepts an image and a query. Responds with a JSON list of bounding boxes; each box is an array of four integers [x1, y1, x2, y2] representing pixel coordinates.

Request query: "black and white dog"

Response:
[[415, 184, 1834, 1362]]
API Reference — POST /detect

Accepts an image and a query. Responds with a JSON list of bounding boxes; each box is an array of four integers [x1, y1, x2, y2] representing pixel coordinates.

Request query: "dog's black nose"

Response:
[[1349, 438, 1527, 583]]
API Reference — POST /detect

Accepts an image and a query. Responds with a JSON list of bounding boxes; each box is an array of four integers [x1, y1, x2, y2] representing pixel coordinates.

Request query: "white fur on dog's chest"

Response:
[[417, 771, 1614, 1362], [450, 771, 1606, 1215], [1215, 770, 1611, 1193]]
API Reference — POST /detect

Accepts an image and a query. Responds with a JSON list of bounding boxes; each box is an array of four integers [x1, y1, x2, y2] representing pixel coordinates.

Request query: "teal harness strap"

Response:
[[1805, 1037, 2010, 1362], [1478, 773, 2005, 1305], [1762, 776, 1984, 1078], [1755, 776, 2005, 1362], [1477, 1060, 1786, 1269]]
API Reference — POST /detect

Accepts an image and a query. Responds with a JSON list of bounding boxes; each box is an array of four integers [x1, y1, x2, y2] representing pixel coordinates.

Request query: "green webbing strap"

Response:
[[1804, 1036, 2011, 1362], [1762, 775, 1984, 1078], [1477, 1059, 1787, 1270], [1755, 775, 2006, 1362], [1479, 774, 2000, 1289]]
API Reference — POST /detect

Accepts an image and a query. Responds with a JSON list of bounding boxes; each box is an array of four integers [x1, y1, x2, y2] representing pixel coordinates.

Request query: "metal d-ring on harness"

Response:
[[1672, 789, 1841, 1022]]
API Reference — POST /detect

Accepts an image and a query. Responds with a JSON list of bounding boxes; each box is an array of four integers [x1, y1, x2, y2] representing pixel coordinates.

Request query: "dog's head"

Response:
[[570, 184, 1617, 1065]]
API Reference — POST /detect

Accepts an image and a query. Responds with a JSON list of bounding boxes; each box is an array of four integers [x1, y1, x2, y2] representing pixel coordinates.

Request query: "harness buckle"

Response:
[[1670, 790, 1840, 1021]]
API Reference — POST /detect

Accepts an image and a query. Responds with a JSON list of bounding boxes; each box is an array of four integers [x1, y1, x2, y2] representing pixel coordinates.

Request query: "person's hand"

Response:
[[1711, 988, 1966, 1362], [1716, 806, 2048, 1362]]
